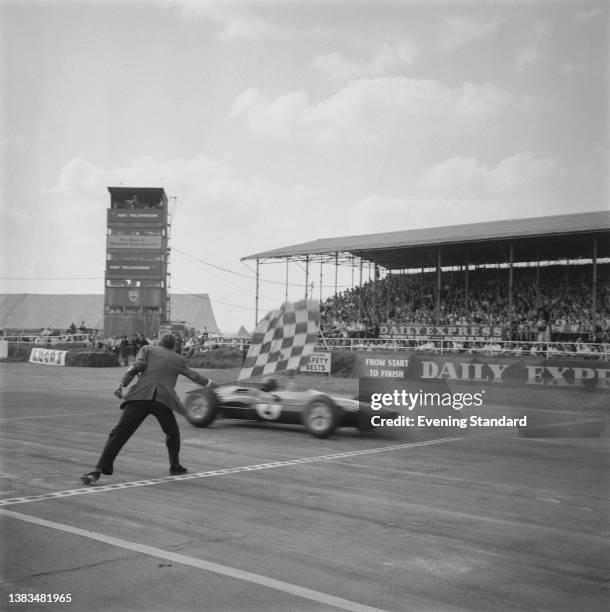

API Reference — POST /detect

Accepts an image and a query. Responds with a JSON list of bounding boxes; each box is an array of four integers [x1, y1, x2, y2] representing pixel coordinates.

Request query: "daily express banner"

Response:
[[379, 324, 507, 341], [29, 348, 68, 366], [355, 352, 610, 390]]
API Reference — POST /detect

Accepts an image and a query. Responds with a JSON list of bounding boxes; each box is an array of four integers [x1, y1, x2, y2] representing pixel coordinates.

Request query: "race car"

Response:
[[182, 377, 394, 438]]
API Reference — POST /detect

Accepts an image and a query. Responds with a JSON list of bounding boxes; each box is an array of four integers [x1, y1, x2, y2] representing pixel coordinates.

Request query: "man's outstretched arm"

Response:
[[181, 366, 212, 388]]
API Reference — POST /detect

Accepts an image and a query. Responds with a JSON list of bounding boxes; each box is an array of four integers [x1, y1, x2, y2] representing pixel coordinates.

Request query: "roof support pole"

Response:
[[334, 253, 339, 296], [255, 258, 260, 326], [536, 257, 540, 308], [508, 242, 514, 334], [359, 258, 363, 323], [319, 259, 323, 303], [285, 259, 289, 303], [464, 266, 469, 315], [436, 248, 441, 324], [373, 263, 378, 325], [592, 236, 598, 333], [304, 255, 310, 300], [389, 270, 395, 321]]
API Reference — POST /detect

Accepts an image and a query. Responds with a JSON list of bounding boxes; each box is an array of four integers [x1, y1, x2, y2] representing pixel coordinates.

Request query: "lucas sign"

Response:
[[29, 348, 68, 366]]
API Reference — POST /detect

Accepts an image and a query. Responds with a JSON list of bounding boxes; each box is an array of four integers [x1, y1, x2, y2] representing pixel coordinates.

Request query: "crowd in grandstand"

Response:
[[321, 263, 610, 345]]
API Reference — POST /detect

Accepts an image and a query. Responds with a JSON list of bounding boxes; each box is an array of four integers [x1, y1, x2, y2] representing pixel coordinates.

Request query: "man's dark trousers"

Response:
[[96, 400, 181, 475]]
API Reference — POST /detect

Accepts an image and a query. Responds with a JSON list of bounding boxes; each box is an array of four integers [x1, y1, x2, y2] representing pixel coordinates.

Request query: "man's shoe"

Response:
[[80, 471, 101, 485], [169, 465, 188, 475]]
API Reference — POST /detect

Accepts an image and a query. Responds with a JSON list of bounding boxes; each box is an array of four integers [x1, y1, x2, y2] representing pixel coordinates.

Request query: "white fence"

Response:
[[2, 332, 607, 361], [315, 337, 610, 360], [2, 333, 91, 345]]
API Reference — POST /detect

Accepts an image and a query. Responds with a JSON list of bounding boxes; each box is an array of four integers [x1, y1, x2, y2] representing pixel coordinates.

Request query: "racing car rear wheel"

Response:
[[184, 388, 218, 428], [301, 396, 339, 438]]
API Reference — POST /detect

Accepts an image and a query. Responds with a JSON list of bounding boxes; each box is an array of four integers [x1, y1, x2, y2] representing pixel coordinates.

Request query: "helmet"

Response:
[[260, 377, 278, 393]]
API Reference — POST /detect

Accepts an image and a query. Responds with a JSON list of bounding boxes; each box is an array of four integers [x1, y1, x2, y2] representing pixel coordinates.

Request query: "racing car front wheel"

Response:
[[184, 388, 218, 428], [301, 396, 339, 438]]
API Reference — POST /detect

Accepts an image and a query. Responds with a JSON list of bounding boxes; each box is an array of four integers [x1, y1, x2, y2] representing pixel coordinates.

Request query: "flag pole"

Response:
[[255, 258, 260, 326]]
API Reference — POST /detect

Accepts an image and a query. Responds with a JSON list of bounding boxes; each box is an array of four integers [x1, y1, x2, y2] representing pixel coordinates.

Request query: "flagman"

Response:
[[80, 333, 214, 484]]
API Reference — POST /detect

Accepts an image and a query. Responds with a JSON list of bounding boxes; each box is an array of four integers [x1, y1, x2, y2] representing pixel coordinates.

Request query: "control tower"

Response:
[[103, 187, 170, 337]]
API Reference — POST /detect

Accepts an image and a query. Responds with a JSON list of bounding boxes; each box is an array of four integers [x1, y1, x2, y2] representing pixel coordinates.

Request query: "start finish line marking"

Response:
[[0, 437, 462, 507]]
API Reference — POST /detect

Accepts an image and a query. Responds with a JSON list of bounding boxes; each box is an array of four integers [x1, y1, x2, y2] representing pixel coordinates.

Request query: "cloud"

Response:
[[230, 88, 308, 138], [312, 39, 419, 80], [47, 154, 281, 221], [575, 6, 604, 22], [558, 62, 584, 76], [231, 77, 540, 145], [351, 194, 505, 235], [439, 15, 502, 51], [515, 45, 543, 70], [165, 0, 288, 40], [48, 158, 104, 194], [419, 153, 564, 200], [514, 20, 550, 70], [349, 153, 571, 235]]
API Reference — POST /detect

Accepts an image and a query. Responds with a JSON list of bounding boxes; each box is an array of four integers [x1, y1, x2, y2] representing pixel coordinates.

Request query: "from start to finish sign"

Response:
[[363, 357, 409, 378]]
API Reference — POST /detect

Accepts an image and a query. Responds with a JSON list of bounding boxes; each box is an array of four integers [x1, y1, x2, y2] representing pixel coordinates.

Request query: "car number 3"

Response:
[[255, 403, 282, 420]]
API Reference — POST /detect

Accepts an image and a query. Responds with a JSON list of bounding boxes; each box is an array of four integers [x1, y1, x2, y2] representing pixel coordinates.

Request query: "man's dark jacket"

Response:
[[119, 345, 210, 416]]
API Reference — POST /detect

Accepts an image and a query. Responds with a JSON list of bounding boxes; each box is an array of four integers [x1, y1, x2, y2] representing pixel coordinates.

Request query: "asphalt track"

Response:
[[0, 362, 608, 611]]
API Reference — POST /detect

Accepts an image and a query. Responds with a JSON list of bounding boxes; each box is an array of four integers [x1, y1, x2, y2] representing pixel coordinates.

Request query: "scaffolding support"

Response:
[[165, 197, 175, 325]]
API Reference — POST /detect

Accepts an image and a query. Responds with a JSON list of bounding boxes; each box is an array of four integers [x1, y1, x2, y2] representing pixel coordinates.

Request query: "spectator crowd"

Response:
[[321, 263, 610, 345]]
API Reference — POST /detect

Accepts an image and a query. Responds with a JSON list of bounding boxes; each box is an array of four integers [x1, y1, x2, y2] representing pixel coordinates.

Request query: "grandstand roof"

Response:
[[0, 294, 219, 334], [243, 210, 609, 270]]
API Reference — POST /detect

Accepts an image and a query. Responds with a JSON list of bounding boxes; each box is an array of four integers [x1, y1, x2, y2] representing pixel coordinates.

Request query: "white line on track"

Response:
[[63, 388, 114, 393], [0, 436, 462, 507], [0, 411, 102, 421], [0, 508, 389, 612]]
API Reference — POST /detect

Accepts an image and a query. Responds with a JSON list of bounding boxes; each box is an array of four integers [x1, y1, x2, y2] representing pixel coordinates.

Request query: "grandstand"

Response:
[[243, 211, 609, 346]]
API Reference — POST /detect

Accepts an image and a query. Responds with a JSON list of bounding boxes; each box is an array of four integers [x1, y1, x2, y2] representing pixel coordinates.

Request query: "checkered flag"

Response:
[[238, 300, 320, 380]]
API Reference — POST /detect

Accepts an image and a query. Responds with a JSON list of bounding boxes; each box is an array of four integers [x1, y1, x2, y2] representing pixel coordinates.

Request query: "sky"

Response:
[[1, 0, 608, 333]]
